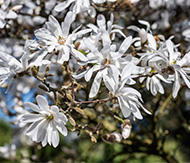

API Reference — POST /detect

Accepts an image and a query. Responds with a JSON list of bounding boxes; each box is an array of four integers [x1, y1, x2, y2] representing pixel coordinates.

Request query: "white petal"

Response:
[[109, 65, 119, 87], [121, 62, 134, 81], [54, 0, 75, 12], [117, 96, 131, 118], [72, 69, 88, 79], [56, 123, 68, 136], [51, 122, 60, 148], [103, 75, 115, 92], [131, 104, 143, 120], [147, 33, 156, 49], [118, 36, 132, 57], [71, 48, 88, 62], [24, 102, 40, 113], [177, 69, 190, 89], [97, 14, 106, 30], [62, 11, 75, 38], [51, 105, 59, 113], [42, 132, 48, 147], [122, 125, 131, 139], [172, 71, 181, 98], [52, 130, 59, 148], [83, 38, 103, 59], [85, 65, 101, 82], [6, 10, 17, 19], [36, 95, 49, 110], [89, 71, 103, 98], [21, 114, 43, 123]]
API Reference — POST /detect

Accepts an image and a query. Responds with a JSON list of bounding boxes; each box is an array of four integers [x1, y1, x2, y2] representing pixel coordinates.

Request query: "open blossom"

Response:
[[0, 40, 49, 87], [0, 0, 17, 28], [34, 12, 90, 65], [104, 64, 151, 119], [54, 0, 96, 17], [21, 95, 68, 148], [128, 20, 151, 48], [76, 13, 126, 51], [73, 32, 133, 98], [139, 36, 190, 98], [87, 14, 126, 40]]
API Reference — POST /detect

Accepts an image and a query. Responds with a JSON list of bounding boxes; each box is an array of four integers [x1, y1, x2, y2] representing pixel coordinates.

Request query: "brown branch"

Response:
[[74, 96, 117, 105], [66, 64, 75, 102]]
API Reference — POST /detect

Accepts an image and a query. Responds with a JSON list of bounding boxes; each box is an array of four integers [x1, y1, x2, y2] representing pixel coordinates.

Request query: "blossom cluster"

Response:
[[0, 0, 190, 150]]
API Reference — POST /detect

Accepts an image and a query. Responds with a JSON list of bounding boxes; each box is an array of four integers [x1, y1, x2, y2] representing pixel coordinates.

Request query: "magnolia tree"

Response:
[[0, 0, 190, 162]]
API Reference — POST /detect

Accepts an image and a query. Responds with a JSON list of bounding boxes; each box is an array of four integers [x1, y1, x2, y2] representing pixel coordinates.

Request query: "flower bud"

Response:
[[111, 132, 122, 143], [122, 120, 132, 139], [38, 84, 49, 92], [69, 116, 76, 127], [102, 132, 122, 143], [73, 107, 84, 115], [91, 135, 97, 143]]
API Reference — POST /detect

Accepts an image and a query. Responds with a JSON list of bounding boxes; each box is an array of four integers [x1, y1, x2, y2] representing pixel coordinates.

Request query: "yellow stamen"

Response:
[[58, 36, 66, 45]]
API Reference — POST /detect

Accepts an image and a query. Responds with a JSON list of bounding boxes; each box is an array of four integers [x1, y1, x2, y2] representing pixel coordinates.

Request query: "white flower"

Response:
[[0, 40, 49, 86], [87, 14, 126, 41], [128, 20, 152, 49], [0, 0, 17, 28], [21, 95, 68, 148], [54, 0, 96, 17], [34, 12, 90, 65], [140, 37, 190, 98], [104, 65, 151, 119], [73, 33, 133, 98]]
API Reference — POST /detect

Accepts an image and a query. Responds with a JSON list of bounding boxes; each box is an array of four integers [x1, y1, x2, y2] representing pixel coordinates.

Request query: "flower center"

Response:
[[103, 58, 111, 66], [46, 114, 54, 120], [58, 36, 66, 45], [170, 60, 177, 65]]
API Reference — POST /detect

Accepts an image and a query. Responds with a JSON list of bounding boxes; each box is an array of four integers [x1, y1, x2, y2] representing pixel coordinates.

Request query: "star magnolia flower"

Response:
[[54, 0, 96, 17], [128, 20, 152, 48], [0, 0, 17, 28], [21, 95, 68, 148], [103, 63, 151, 119], [34, 12, 90, 65], [165, 40, 190, 98], [0, 40, 49, 86], [140, 37, 190, 98], [87, 14, 126, 41], [73, 33, 133, 98]]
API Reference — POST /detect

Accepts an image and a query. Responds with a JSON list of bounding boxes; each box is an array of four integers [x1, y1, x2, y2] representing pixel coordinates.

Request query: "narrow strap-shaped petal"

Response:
[[172, 71, 181, 98], [62, 11, 75, 38], [36, 95, 49, 110], [56, 122, 68, 136], [117, 36, 132, 57], [24, 102, 40, 113], [89, 70, 103, 98], [117, 96, 131, 118], [54, 0, 75, 12], [83, 37, 103, 59], [21, 114, 43, 123]]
